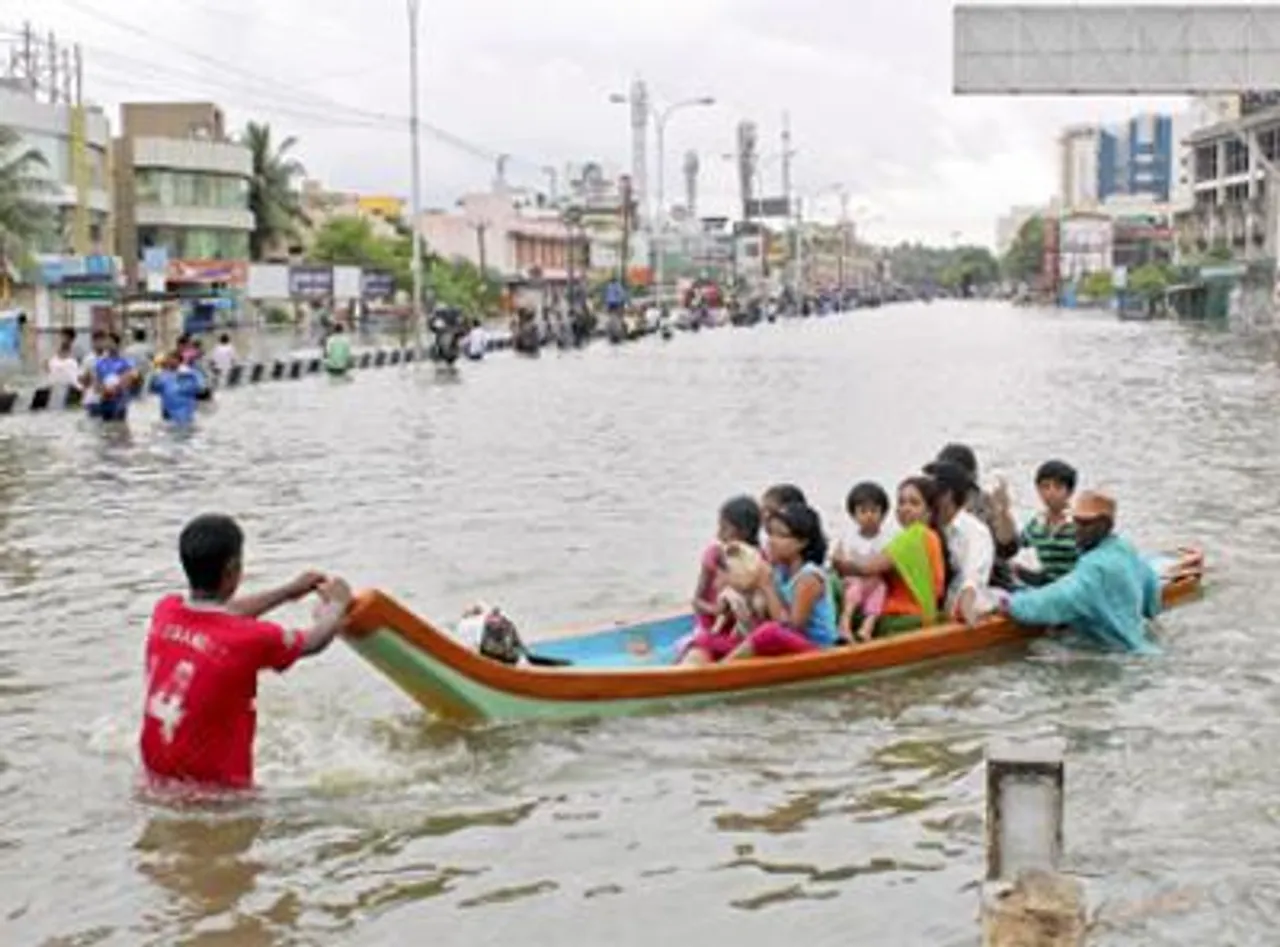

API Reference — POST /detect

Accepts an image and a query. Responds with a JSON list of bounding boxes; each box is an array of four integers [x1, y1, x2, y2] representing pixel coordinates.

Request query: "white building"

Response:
[[418, 191, 586, 308], [1059, 125, 1101, 212], [0, 80, 113, 254]]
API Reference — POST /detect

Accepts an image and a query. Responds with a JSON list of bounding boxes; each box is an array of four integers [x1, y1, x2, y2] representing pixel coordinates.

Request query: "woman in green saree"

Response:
[[830, 476, 947, 636]]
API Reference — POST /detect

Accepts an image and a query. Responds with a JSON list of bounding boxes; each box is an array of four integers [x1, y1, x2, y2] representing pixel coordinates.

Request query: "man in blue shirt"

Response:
[[1000, 491, 1204, 653], [149, 352, 204, 426], [86, 332, 137, 422]]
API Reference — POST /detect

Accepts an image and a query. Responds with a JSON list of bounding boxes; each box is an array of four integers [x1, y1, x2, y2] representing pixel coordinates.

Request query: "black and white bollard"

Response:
[[981, 739, 1086, 947]]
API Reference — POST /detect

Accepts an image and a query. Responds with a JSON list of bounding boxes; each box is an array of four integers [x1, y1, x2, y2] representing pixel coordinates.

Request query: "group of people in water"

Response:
[[682, 443, 1203, 663], [45, 326, 239, 425]]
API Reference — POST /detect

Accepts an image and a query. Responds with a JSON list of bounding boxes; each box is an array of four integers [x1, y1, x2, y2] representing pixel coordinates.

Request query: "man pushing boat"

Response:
[[999, 490, 1204, 653], [139, 514, 353, 791]]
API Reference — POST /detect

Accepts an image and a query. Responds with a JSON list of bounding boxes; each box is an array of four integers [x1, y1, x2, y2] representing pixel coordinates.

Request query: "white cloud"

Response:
[[12, 0, 1196, 246]]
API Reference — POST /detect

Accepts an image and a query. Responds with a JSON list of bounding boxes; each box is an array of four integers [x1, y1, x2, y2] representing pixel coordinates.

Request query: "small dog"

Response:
[[712, 541, 769, 638]]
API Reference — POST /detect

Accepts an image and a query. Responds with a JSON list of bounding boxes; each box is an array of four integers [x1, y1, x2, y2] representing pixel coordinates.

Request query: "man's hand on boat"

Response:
[[1165, 546, 1206, 581], [284, 570, 327, 601], [297, 577, 354, 656]]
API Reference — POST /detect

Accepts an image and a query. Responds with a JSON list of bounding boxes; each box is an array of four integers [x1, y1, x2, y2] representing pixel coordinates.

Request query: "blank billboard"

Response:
[[954, 4, 1280, 94]]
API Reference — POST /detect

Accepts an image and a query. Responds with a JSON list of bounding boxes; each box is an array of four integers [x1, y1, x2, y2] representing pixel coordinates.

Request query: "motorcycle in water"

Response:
[[428, 307, 465, 366]]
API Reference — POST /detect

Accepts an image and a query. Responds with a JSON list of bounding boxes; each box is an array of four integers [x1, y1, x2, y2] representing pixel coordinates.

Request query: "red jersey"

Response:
[[140, 595, 305, 789]]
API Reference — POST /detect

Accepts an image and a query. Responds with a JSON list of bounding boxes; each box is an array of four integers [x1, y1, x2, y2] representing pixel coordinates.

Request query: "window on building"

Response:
[[133, 170, 250, 210], [1259, 127, 1280, 162], [1195, 190, 1218, 210], [1224, 182, 1250, 204], [1194, 144, 1218, 182], [1225, 139, 1250, 176], [137, 226, 250, 260]]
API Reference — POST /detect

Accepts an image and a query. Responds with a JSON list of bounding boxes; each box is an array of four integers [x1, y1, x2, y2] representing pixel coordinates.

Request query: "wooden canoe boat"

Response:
[[342, 555, 1203, 725]]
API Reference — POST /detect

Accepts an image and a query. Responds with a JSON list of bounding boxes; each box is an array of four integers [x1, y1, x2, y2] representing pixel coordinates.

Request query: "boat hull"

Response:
[[343, 565, 1202, 725]]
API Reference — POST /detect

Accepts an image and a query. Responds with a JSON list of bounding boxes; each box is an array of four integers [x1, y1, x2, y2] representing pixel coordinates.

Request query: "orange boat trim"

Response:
[[343, 573, 1201, 703]]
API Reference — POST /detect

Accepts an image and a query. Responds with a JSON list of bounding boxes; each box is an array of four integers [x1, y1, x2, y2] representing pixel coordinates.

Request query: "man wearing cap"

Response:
[[1000, 490, 1164, 653]]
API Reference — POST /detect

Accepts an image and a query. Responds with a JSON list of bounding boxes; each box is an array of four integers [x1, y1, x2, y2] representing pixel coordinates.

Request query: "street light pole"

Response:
[[613, 89, 714, 303], [652, 96, 715, 301], [654, 112, 668, 300], [407, 0, 425, 353]]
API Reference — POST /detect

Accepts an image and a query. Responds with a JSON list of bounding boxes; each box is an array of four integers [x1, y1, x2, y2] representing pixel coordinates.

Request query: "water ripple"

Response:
[[0, 304, 1269, 944]]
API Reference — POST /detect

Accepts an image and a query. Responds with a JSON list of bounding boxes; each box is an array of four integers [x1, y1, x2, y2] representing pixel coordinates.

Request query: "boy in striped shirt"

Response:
[[1014, 460, 1079, 587]]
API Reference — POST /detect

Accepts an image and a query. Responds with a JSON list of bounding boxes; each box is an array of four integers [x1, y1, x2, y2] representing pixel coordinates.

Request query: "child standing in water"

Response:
[[834, 481, 891, 642]]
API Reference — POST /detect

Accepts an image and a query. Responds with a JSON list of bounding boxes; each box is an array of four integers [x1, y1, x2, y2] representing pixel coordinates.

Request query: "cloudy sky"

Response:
[[13, 0, 1195, 246]]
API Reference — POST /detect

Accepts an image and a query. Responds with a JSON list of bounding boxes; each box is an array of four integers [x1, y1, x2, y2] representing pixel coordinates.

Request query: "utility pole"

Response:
[[60, 47, 72, 104], [839, 189, 850, 296], [781, 111, 795, 298], [46, 32, 59, 103], [542, 166, 558, 204], [472, 221, 487, 274], [619, 174, 633, 288], [407, 0, 425, 352], [20, 23, 36, 95]]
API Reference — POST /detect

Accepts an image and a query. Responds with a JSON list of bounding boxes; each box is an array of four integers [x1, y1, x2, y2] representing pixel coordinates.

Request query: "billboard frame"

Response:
[[954, 4, 1280, 95]]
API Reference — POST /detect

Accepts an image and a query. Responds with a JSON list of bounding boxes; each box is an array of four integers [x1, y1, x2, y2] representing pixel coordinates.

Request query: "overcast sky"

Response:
[[13, 0, 1196, 246]]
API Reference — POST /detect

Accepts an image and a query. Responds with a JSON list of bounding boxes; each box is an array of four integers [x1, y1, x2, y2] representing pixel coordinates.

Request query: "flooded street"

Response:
[[2, 300, 1278, 946]]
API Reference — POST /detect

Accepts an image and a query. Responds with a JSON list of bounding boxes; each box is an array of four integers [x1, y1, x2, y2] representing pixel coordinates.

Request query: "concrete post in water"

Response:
[[981, 739, 1085, 947]]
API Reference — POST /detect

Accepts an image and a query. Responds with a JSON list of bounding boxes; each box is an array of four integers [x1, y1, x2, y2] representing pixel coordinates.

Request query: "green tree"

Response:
[[309, 215, 500, 316], [1002, 215, 1045, 283], [242, 121, 307, 260], [1080, 270, 1113, 300], [427, 256, 500, 316], [1205, 241, 1234, 263], [0, 125, 54, 274], [888, 242, 999, 291], [1127, 263, 1170, 301]]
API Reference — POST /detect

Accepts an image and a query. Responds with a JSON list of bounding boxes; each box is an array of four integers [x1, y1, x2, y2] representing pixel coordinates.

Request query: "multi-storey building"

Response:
[[113, 102, 254, 288], [0, 81, 112, 255]]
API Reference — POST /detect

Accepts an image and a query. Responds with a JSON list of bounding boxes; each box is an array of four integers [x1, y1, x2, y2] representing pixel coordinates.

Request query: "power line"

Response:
[[50, 0, 547, 170]]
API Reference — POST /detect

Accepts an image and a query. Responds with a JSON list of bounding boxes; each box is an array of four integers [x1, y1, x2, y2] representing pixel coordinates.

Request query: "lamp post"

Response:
[[407, 0, 425, 352], [611, 89, 714, 302]]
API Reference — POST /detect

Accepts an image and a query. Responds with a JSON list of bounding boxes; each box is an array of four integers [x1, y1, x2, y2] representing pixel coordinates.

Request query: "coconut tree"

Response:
[[0, 125, 54, 278], [241, 121, 307, 260]]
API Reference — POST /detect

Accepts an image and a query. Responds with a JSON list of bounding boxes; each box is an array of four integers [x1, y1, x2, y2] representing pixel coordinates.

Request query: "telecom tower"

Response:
[[629, 77, 649, 227], [736, 121, 758, 220], [683, 150, 699, 221]]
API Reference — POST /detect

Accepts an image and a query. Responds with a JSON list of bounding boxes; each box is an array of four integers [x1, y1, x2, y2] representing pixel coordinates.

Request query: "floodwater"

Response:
[[0, 302, 1274, 946]]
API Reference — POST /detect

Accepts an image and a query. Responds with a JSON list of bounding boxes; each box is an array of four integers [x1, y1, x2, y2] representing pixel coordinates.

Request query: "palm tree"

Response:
[[0, 125, 54, 277], [242, 121, 307, 260]]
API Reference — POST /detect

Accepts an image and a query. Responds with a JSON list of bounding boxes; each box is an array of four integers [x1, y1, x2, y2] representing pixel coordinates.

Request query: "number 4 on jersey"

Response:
[[146, 660, 196, 744]]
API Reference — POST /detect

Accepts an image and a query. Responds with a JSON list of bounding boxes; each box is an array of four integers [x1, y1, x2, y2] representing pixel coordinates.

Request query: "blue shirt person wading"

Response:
[[89, 334, 137, 421], [150, 361, 205, 426], [1003, 490, 1167, 653]]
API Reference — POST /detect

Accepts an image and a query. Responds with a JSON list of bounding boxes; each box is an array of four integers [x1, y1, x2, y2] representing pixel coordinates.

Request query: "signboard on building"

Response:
[[361, 270, 396, 300], [143, 247, 169, 294], [746, 197, 792, 219], [36, 254, 120, 287], [168, 260, 248, 287], [289, 264, 334, 299]]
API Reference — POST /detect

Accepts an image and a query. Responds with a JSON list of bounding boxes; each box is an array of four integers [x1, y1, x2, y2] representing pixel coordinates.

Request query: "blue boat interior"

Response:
[[521, 554, 1181, 670], [528, 614, 696, 668]]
